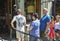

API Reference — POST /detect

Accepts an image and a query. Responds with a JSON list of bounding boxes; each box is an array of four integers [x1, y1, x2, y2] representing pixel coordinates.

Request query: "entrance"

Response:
[[0, 0, 15, 38]]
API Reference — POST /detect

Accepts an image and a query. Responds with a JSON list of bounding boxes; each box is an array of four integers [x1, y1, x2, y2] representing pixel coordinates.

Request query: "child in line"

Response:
[[29, 14, 40, 41], [45, 16, 55, 41]]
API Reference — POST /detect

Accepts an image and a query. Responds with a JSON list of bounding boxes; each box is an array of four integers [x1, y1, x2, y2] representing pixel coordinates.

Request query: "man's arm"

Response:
[[29, 26, 33, 31], [29, 22, 34, 31], [45, 23, 50, 34], [11, 16, 16, 30], [23, 17, 26, 26], [11, 20, 16, 30], [45, 16, 51, 33]]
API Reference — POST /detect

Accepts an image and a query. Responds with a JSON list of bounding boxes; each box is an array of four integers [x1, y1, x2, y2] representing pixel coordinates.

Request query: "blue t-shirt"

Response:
[[40, 14, 51, 32], [30, 20, 40, 37]]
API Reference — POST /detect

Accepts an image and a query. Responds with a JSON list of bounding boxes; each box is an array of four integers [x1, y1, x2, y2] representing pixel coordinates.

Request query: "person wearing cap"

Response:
[[29, 13, 40, 41], [12, 4, 17, 30], [12, 4, 17, 18], [11, 9, 26, 41], [40, 8, 51, 38]]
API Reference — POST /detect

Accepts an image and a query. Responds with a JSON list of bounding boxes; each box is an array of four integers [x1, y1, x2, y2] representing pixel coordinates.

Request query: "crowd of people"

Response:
[[11, 8, 60, 41], [40, 8, 60, 41]]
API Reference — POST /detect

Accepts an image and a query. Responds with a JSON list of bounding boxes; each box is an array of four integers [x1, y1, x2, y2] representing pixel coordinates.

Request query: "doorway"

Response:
[[0, 0, 15, 38]]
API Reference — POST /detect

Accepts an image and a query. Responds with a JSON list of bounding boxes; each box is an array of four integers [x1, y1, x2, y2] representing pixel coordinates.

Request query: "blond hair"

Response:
[[17, 9, 22, 13], [43, 8, 48, 12]]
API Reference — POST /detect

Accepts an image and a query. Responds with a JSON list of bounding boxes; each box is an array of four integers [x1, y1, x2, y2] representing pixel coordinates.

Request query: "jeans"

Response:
[[29, 36, 38, 41]]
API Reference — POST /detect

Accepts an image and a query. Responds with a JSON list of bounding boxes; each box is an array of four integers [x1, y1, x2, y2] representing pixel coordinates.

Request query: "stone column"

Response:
[[15, 0, 25, 15], [18, 0, 25, 15], [20, 0, 25, 15], [48, 2, 52, 16]]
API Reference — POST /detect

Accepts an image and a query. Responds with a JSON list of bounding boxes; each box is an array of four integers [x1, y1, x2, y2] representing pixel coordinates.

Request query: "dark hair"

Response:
[[51, 16, 55, 21], [32, 13, 38, 18], [51, 16, 54, 19]]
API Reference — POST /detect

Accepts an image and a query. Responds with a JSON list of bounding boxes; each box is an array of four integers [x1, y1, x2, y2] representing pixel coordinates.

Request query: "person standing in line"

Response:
[[40, 8, 51, 39], [45, 16, 56, 41], [54, 15, 60, 41], [12, 4, 17, 18], [11, 9, 26, 41], [12, 4, 18, 28], [29, 13, 40, 41]]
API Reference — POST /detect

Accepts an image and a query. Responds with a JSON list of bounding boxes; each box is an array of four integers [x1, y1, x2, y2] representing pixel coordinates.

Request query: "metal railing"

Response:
[[0, 25, 40, 41]]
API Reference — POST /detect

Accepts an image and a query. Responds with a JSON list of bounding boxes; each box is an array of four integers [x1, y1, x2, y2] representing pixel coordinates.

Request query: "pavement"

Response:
[[0, 39, 17, 41], [0, 37, 17, 41], [40, 37, 60, 41], [0, 39, 40, 41]]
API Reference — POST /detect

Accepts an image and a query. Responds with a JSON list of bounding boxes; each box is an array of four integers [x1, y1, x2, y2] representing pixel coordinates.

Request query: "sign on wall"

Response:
[[27, 5, 34, 13]]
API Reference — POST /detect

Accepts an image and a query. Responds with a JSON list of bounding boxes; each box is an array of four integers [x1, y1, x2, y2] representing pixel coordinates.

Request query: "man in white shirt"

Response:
[[11, 9, 26, 41]]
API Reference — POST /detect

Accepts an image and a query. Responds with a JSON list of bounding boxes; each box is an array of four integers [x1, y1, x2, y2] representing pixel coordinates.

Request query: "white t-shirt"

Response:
[[55, 22, 60, 30], [12, 14, 26, 32]]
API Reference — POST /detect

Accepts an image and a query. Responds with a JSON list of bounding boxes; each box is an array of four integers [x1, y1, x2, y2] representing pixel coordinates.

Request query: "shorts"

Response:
[[29, 36, 38, 41], [54, 29, 60, 32], [16, 31, 24, 38]]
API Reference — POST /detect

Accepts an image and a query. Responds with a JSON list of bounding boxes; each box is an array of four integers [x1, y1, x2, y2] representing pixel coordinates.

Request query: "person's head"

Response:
[[56, 15, 60, 22], [13, 4, 17, 11], [32, 13, 38, 21], [51, 16, 54, 21], [43, 8, 48, 15], [17, 9, 22, 15]]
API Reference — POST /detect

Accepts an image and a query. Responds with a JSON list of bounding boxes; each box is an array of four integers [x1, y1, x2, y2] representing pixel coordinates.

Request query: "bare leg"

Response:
[[53, 33, 56, 40], [48, 33, 50, 40], [21, 38, 24, 41], [18, 38, 21, 41], [47, 36, 50, 40], [58, 34, 60, 40], [56, 33, 60, 40]]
